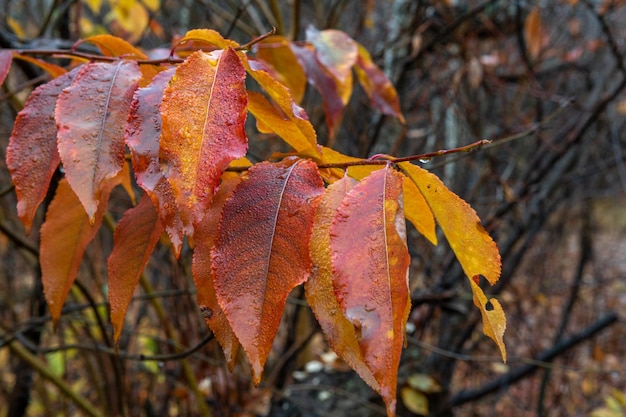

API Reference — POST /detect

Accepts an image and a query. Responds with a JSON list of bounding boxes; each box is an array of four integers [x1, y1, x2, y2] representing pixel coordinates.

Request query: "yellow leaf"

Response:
[[107, 0, 148, 42], [7, 17, 26, 38], [83, 0, 103, 13], [141, 0, 159, 12], [407, 373, 441, 394], [469, 276, 507, 362], [398, 162, 501, 285], [403, 177, 436, 245], [401, 387, 428, 415]]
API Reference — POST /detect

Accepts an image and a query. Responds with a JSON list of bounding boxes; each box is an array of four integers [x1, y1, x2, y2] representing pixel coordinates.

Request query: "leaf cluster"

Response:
[[1, 28, 504, 417]]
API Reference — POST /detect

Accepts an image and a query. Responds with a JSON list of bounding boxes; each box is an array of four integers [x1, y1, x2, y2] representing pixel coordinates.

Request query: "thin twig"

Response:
[[448, 312, 619, 408]]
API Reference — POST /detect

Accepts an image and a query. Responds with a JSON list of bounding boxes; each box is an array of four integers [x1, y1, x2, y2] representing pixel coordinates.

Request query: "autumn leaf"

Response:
[[80, 34, 147, 59], [56, 60, 141, 221], [403, 176, 436, 245], [6, 68, 79, 234], [246, 58, 320, 159], [353, 43, 405, 123], [469, 276, 507, 361], [306, 175, 380, 392], [525, 6, 543, 60], [211, 159, 324, 383], [291, 43, 345, 139], [192, 176, 242, 371], [330, 165, 411, 417], [160, 48, 248, 231], [125, 68, 186, 254], [0, 49, 12, 86], [255, 36, 307, 103], [176, 28, 240, 51], [399, 162, 501, 285], [12, 54, 67, 78], [108, 194, 164, 344], [41, 177, 118, 324], [305, 26, 357, 91]]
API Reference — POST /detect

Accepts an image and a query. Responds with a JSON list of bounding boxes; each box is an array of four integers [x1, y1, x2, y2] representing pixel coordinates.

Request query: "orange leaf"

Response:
[[525, 6, 543, 60], [160, 48, 248, 231], [7, 68, 79, 234], [306, 175, 380, 392], [211, 159, 324, 383], [12, 54, 67, 78], [0, 49, 12, 86], [291, 43, 345, 139], [125, 68, 186, 254], [80, 35, 158, 86], [56, 60, 141, 221], [176, 28, 240, 51], [399, 162, 501, 285], [108, 194, 164, 344], [402, 176, 436, 245], [192, 176, 241, 370], [330, 166, 411, 417], [41, 177, 117, 325], [353, 44, 405, 123], [81, 34, 146, 59], [255, 36, 307, 103], [469, 276, 507, 362]]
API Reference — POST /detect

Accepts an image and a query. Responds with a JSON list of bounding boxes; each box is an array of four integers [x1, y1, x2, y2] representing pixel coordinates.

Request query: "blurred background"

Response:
[[0, 1, 624, 416]]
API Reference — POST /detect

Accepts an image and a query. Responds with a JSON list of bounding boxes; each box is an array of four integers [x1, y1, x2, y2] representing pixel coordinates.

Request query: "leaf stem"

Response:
[[316, 139, 492, 169], [235, 27, 277, 51]]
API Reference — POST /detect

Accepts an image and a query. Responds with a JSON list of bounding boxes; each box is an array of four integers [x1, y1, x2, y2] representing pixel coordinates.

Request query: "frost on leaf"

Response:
[[330, 166, 411, 417], [211, 159, 324, 384]]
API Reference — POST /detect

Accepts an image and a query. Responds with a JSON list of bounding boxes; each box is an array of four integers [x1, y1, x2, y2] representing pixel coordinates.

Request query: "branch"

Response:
[[448, 312, 619, 408], [0, 329, 105, 417]]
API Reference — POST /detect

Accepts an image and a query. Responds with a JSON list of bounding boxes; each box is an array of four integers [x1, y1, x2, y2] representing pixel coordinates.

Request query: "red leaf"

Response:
[[291, 43, 345, 139], [108, 194, 164, 343], [7, 68, 79, 234], [211, 159, 324, 383], [125, 68, 186, 254], [192, 176, 242, 370], [56, 60, 141, 221], [353, 44, 405, 123], [160, 48, 248, 231], [306, 175, 380, 392], [305, 26, 357, 85], [0, 49, 11, 86], [330, 166, 411, 417], [41, 177, 117, 325]]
